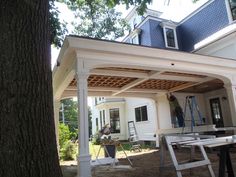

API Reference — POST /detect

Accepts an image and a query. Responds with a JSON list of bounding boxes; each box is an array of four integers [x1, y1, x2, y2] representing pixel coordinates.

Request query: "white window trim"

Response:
[[132, 35, 139, 44], [129, 28, 141, 44], [225, 0, 236, 23], [162, 26, 179, 49]]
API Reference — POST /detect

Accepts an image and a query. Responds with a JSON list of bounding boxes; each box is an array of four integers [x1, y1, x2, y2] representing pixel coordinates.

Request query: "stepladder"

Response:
[[128, 121, 142, 152], [164, 134, 215, 177], [183, 96, 204, 131]]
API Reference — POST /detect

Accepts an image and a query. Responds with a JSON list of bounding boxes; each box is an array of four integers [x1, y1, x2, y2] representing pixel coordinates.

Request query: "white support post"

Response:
[[225, 83, 236, 126], [155, 94, 172, 130], [76, 59, 91, 177], [53, 100, 61, 152]]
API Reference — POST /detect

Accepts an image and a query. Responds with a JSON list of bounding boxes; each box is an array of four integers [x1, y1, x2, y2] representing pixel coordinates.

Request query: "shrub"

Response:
[[59, 123, 77, 161], [91, 131, 101, 145], [59, 123, 71, 148], [60, 140, 76, 161]]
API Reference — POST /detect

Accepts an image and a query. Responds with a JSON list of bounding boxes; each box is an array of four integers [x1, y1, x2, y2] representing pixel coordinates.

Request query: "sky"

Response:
[[51, 0, 209, 69]]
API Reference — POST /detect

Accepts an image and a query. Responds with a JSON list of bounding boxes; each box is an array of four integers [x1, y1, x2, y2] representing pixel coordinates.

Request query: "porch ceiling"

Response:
[[64, 66, 224, 98]]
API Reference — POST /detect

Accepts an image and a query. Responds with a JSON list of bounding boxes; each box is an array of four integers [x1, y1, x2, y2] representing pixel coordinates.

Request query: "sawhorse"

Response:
[[161, 134, 215, 177]]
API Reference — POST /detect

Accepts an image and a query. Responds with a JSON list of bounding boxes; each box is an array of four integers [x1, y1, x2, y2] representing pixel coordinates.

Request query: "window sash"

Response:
[[135, 106, 148, 122], [163, 26, 178, 49], [166, 28, 176, 48], [229, 0, 236, 20], [109, 108, 120, 133]]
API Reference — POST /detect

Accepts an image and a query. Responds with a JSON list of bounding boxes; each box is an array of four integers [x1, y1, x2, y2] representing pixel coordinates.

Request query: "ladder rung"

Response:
[[176, 160, 210, 171]]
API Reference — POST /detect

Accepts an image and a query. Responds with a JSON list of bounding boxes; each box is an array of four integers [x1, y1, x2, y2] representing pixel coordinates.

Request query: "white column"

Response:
[[225, 83, 236, 126], [76, 60, 91, 177], [153, 94, 172, 147], [155, 94, 172, 130], [53, 100, 61, 151]]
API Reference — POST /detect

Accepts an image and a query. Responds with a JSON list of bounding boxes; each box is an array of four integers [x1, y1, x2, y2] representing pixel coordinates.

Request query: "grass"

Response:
[[61, 141, 154, 162]]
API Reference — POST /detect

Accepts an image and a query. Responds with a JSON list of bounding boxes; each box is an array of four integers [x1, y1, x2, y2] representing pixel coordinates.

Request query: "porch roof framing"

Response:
[[53, 36, 236, 100], [52, 36, 236, 177]]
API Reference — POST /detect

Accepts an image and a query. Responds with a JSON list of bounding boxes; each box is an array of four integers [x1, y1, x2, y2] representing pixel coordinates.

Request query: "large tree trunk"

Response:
[[0, 1, 63, 177]]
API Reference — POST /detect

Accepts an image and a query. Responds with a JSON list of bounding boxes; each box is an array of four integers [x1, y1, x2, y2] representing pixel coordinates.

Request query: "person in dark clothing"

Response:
[[167, 93, 184, 127]]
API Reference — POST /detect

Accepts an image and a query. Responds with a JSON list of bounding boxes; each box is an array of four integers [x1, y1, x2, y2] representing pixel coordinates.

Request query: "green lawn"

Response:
[[61, 142, 153, 162], [89, 142, 152, 159]]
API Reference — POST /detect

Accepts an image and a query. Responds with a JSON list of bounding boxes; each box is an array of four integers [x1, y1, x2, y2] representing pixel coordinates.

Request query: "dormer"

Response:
[[226, 0, 236, 22], [124, 7, 163, 44], [125, 7, 163, 30], [160, 20, 179, 49]]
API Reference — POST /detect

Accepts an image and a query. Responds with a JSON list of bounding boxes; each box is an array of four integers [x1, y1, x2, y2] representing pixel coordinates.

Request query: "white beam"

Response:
[[90, 68, 207, 82], [88, 91, 156, 98], [112, 71, 163, 96], [63, 87, 167, 98], [112, 78, 149, 96], [169, 77, 214, 92], [90, 69, 149, 79]]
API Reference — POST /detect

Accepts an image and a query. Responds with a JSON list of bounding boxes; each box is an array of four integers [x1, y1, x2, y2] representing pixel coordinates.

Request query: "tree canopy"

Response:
[[50, 0, 152, 47], [71, 0, 130, 40]]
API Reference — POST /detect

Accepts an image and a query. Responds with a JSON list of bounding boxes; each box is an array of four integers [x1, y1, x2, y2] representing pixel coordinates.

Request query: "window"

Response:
[[102, 110, 105, 125], [163, 27, 178, 49], [165, 28, 175, 47], [133, 18, 137, 29], [96, 118, 99, 131], [210, 98, 224, 127], [99, 111, 103, 128], [132, 35, 139, 44], [135, 106, 148, 122], [95, 97, 97, 105], [109, 108, 120, 133], [228, 0, 236, 21], [126, 28, 141, 45]]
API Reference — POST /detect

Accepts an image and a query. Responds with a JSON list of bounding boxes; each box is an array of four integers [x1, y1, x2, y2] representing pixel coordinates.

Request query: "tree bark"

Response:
[[0, 0, 63, 177]]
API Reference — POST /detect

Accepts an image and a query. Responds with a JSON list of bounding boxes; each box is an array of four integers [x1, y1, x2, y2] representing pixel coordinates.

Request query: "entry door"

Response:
[[210, 98, 224, 127]]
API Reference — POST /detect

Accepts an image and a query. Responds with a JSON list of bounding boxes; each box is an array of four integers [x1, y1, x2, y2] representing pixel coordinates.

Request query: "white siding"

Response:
[[125, 98, 157, 141]]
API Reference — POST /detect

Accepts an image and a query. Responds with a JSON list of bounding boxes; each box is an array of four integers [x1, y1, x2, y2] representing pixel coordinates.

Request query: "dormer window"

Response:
[[126, 28, 142, 45], [228, 0, 236, 21], [163, 26, 178, 49], [133, 18, 137, 29], [161, 21, 178, 49], [164, 27, 176, 48], [132, 35, 139, 44]]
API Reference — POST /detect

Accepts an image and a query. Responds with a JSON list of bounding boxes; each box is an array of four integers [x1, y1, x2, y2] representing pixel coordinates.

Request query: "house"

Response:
[[90, 0, 236, 145], [52, 0, 236, 176]]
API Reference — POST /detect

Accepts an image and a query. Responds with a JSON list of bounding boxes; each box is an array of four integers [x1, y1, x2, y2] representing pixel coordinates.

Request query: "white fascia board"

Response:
[[145, 9, 163, 17], [125, 7, 138, 21], [160, 20, 178, 28], [193, 23, 236, 51], [67, 36, 236, 64], [52, 38, 70, 76], [60, 37, 236, 89], [125, 7, 162, 21]]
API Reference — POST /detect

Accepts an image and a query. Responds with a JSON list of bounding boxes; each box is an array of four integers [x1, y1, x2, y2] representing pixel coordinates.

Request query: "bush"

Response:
[[59, 123, 77, 161], [91, 131, 101, 145], [59, 123, 71, 148], [60, 140, 76, 161]]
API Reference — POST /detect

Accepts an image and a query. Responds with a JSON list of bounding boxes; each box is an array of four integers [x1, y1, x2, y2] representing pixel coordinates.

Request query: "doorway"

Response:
[[210, 98, 224, 127]]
